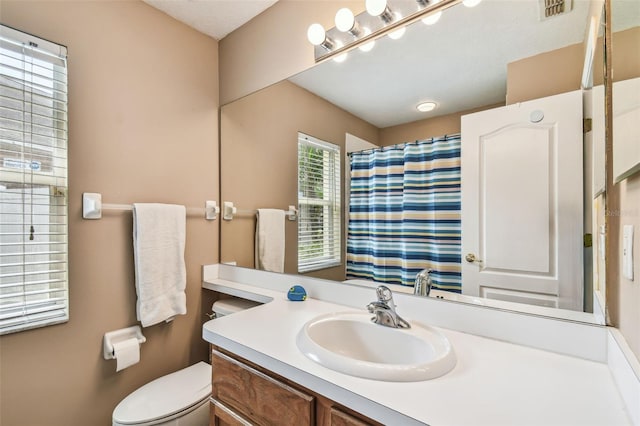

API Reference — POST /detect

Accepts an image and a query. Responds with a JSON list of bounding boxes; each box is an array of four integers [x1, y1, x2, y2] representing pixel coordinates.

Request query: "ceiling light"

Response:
[[417, 102, 437, 112], [463, 0, 482, 7]]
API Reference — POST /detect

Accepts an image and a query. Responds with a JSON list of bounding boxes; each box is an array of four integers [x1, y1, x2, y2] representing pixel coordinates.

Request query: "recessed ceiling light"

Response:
[[416, 102, 437, 112]]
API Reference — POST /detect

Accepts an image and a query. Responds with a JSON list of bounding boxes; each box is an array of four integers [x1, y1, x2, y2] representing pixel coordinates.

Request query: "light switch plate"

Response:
[[622, 225, 634, 281]]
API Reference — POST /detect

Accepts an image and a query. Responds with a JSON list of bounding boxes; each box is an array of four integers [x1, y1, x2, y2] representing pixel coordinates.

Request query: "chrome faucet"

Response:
[[414, 269, 433, 297], [366, 285, 411, 329]]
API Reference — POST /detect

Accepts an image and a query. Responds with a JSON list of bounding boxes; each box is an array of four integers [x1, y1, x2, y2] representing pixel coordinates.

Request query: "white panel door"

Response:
[[461, 90, 583, 310]]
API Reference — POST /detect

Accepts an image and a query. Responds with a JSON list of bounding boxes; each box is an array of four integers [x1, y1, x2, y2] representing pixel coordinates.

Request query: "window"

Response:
[[297, 133, 341, 273], [0, 25, 68, 334]]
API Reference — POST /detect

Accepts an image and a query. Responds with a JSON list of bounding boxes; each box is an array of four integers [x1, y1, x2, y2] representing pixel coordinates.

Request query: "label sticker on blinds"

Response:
[[3, 158, 41, 171]]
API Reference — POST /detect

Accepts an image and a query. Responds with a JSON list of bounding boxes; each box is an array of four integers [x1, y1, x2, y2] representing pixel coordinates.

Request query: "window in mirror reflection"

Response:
[[297, 133, 341, 273]]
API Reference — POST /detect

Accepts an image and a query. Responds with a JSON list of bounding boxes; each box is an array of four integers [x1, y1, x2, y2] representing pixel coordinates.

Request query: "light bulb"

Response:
[[307, 23, 326, 46], [388, 26, 406, 40], [335, 8, 355, 32], [416, 102, 437, 112], [463, 0, 482, 7], [421, 11, 442, 25], [366, 0, 388, 17], [358, 28, 375, 52], [333, 52, 348, 63]]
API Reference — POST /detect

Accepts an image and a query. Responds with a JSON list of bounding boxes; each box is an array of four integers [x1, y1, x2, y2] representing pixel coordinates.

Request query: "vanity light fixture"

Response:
[[416, 101, 437, 112], [308, 0, 462, 63]]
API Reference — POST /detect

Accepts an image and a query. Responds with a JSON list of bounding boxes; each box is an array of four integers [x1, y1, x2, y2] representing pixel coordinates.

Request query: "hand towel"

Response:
[[133, 203, 187, 327], [255, 209, 285, 273]]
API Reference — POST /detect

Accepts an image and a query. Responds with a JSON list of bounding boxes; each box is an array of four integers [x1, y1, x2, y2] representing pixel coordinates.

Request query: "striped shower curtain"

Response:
[[346, 134, 462, 292]]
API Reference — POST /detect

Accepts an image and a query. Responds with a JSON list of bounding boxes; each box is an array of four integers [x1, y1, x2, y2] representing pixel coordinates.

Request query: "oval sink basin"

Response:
[[296, 312, 456, 382]]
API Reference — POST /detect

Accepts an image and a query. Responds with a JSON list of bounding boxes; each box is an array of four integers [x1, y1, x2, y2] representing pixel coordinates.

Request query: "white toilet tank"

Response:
[[112, 298, 260, 426]]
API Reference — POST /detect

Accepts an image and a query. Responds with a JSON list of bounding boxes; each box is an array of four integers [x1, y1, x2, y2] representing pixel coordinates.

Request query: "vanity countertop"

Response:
[[202, 278, 631, 426]]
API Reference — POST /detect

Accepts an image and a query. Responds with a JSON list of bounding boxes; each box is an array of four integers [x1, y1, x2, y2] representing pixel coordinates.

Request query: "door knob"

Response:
[[465, 253, 482, 263]]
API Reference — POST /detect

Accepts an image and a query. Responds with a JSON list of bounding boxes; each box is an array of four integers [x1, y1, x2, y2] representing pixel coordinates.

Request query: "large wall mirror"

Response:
[[220, 0, 627, 324]]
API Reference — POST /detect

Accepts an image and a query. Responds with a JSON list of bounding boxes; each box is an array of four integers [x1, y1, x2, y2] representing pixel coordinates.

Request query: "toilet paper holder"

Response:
[[103, 325, 146, 360]]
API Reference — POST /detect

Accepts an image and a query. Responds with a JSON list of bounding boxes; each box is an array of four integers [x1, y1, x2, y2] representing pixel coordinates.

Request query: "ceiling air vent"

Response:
[[540, 0, 573, 20]]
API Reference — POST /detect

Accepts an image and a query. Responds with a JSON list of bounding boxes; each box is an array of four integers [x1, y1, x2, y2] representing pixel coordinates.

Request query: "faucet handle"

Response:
[[375, 285, 393, 302]]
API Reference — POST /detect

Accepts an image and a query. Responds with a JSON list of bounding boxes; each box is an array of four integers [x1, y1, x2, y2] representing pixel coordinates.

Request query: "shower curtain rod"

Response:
[[348, 133, 461, 156]]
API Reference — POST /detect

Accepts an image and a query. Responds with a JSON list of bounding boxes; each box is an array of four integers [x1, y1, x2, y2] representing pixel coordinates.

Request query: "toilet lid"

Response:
[[113, 361, 211, 425]]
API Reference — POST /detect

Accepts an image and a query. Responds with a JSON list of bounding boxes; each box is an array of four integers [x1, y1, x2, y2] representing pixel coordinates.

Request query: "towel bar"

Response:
[[222, 201, 297, 221], [82, 193, 220, 220]]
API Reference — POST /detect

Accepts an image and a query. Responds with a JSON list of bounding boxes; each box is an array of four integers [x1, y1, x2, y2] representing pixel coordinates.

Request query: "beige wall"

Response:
[[220, 80, 378, 281], [379, 103, 505, 146], [506, 42, 585, 104], [0, 1, 219, 425], [607, 26, 640, 360]]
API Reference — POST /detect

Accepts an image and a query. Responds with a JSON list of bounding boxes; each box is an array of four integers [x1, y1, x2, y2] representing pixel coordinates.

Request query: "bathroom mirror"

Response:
[[220, 0, 611, 323]]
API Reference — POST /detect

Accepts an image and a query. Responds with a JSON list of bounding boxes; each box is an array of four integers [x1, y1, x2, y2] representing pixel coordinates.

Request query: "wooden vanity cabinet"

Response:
[[210, 347, 381, 426]]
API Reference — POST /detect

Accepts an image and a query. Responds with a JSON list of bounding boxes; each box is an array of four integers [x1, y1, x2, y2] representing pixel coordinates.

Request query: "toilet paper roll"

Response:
[[113, 338, 140, 372]]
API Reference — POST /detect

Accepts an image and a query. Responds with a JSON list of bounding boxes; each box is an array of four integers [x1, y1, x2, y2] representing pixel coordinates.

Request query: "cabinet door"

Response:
[[210, 399, 254, 426], [212, 350, 314, 425]]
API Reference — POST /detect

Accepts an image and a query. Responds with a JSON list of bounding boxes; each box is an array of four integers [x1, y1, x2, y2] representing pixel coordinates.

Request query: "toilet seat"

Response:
[[112, 361, 211, 426]]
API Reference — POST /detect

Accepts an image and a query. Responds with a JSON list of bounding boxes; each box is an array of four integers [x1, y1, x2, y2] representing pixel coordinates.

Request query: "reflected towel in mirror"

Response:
[[255, 209, 285, 273]]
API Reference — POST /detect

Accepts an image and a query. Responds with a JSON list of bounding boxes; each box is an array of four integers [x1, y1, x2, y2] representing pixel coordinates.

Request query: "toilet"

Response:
[[112, 298, 260, 426]]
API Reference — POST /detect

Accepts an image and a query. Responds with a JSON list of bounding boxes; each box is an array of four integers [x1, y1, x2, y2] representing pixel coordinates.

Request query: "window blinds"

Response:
[[297, 133, 341, 273], [0, 25, 68, 335]]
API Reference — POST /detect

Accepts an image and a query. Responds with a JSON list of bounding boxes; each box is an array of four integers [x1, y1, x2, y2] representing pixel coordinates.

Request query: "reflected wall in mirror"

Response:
[[608, 0, 640, 345], [221, 0, 614, 322]]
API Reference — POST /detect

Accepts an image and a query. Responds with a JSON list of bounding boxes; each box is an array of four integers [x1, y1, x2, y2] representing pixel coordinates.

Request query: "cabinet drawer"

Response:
[[210, 399, 254, 426], [212, 349, 314, 426]]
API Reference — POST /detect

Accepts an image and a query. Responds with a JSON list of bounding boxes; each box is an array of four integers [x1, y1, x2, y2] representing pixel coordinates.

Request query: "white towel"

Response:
[[132, 203, 187, 327], [255, 209, 285, 273]]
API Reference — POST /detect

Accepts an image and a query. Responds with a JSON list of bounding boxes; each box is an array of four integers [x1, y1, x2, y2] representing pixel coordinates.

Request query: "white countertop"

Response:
[[202, 278, 631, 426]]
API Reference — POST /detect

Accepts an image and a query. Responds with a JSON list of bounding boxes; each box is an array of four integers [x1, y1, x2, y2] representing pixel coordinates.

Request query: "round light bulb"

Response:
[[366, 0, 388, 17], [335, 8, 355, 32], [421, 11, 442, 25], [417, 102, 437, 112], [307, 23, 326, 46], [388, 26, 406, 40], [463, 0, 482, 7], [358, 28, 375, 52]]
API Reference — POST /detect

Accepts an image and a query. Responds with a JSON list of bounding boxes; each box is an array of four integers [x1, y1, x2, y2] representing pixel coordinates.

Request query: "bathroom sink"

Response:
[[296, 312, 456, 382]]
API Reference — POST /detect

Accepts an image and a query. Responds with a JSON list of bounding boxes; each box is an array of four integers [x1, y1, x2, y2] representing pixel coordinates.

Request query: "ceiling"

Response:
[[143, 0, 279, 40]]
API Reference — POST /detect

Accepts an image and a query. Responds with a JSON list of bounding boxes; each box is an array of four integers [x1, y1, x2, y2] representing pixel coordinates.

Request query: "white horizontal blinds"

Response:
[[0, 25, 68, 335], [297, 133, 341, 273]]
